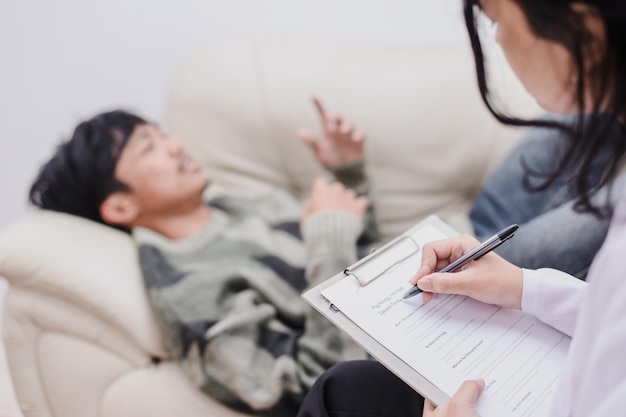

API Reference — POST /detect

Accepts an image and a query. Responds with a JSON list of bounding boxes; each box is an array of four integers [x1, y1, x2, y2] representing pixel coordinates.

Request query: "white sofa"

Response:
[[0, 38, 537, 417]]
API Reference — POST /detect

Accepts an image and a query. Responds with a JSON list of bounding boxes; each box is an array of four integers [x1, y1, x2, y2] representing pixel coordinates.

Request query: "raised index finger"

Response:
[[312, 96, 327, 120]]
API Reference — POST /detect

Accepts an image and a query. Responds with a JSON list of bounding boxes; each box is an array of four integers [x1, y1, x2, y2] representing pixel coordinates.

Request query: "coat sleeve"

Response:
[[521, 268, 588, 336]]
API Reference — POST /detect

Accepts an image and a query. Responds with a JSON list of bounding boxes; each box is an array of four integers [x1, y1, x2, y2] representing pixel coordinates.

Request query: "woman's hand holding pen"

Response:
[[414, 236, 521, 417], [409, 235, 524, 309]]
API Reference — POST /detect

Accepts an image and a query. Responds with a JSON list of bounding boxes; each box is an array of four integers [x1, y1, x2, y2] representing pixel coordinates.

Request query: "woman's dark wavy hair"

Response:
[[464, 0, 626, 217], [30, 110, 146, 231]]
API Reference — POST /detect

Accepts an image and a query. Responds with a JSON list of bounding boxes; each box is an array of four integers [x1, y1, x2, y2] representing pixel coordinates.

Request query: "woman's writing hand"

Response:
[[410, 235, 523, 309]]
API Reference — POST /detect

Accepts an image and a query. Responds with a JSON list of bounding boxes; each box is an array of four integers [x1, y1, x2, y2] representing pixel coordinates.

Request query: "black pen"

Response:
[[402, 224, 518, 300]]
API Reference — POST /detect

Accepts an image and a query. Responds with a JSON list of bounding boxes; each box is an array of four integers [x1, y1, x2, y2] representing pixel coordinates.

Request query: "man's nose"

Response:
[[166, 137, 183, 155]]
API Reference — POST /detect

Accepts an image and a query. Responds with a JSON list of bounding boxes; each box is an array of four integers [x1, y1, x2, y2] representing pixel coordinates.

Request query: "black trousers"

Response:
[[297, 360, 425, 417]]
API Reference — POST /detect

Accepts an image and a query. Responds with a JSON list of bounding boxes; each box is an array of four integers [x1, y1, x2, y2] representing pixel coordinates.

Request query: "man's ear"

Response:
[[100, 192, 140, 227]]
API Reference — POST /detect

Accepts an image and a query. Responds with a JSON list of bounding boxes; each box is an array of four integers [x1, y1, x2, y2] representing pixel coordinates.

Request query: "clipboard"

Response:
[[302, 215, 460, 407]]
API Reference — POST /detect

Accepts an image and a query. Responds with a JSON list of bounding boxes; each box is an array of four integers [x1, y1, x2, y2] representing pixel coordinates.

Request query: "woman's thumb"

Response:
[[454, 379, 485, 405]]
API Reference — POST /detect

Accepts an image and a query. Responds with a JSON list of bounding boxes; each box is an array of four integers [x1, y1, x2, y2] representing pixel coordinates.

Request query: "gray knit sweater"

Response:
[[134, 163, 378, 416]]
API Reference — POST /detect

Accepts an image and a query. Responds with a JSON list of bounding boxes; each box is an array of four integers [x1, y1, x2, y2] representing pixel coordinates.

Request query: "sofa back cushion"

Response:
[[163, 38, 538, 239]]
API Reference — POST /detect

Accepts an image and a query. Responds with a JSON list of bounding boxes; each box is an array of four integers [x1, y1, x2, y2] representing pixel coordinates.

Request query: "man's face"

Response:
[[113, 124, 209, 218]]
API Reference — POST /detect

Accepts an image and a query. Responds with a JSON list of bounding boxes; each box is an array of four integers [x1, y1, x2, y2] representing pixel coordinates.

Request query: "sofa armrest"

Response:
[[4, 286, 251, 417], [3, 287, 140, 417], [0, 210, 167, 359]]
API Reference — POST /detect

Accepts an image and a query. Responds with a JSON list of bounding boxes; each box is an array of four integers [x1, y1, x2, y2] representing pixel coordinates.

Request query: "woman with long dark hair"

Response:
[[297, 1, 626, 416]]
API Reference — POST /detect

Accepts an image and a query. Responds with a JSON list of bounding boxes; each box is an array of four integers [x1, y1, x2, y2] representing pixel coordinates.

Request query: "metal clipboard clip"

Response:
[[343, 235, 420, 287]]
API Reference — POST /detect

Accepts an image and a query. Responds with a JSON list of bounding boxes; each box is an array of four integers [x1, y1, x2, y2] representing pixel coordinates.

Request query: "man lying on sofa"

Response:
[[28, 99, 378, 417], [28, 98, 624, 416]]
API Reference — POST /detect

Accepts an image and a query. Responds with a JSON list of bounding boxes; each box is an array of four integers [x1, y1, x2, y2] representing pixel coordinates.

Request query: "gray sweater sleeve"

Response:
[[330, 159, 380, 246], [298, 211, 365, 386]]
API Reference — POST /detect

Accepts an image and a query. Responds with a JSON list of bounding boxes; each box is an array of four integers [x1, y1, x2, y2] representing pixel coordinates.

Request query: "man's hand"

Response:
[[298, 96, 365, 169], [301, 178, 368, 222], [423, 379, 484, 417]]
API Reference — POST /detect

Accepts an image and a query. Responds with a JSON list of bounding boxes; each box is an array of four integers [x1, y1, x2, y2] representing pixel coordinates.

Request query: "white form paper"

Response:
[[322, 224, 570, 417]]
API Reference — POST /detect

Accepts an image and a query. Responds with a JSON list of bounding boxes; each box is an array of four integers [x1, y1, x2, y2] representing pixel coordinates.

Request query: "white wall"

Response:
[[0, 0, 466, 229]]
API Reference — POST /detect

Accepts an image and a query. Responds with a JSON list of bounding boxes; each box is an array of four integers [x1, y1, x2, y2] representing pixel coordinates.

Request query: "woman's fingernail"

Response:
[[417, 278, 431, 291]]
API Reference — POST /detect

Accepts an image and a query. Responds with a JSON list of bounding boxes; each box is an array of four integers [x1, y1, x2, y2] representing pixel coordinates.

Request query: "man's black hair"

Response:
[[29, 110, 147, 230]]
